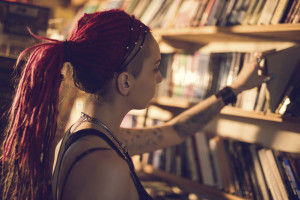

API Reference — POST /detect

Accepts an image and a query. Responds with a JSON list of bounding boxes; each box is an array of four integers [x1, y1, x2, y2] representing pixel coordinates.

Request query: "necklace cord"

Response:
[[79, 112, 129, 156]]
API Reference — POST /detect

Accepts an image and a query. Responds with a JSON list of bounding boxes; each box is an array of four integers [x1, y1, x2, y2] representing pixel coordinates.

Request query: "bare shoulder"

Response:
[[62, 148, 132, 200]]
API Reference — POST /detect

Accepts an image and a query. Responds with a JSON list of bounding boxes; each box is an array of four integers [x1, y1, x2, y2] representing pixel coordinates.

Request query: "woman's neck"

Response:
[[83, 99, 129, 136]]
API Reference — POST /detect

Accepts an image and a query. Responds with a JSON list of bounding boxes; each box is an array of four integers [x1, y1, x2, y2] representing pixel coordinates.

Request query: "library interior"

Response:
[[0, 0, 300, 200]]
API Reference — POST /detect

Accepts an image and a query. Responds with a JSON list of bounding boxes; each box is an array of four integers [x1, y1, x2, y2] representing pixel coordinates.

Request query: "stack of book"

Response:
[[75, 0, 300, 29]]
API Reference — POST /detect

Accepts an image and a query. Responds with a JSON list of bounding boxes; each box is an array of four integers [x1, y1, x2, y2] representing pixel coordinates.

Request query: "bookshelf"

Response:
[[144, 15, 300, 200], [154, 24, 300, 43]]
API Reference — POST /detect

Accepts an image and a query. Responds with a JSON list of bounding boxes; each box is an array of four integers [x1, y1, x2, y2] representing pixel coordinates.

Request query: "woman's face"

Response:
[[128, 35, 162, 109]]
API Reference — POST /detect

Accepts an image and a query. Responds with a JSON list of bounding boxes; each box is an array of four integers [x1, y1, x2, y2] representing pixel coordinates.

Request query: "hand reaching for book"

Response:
[[229, 49, 276, 95]]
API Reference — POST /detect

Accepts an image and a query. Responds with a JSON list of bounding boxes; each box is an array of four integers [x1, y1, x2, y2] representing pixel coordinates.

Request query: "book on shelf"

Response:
[[131, 0, 151, 19], [265, 45, 300, 113], [257, 148, 289, 199], [270, 0, 291, 24], [173, 0, 202, 28], [192, 0, 210, 26], [199, 0, 217, 26], [148, 0, 173, 28], [139, 0, 165, 25], [217, 0, 236, 26], [257, 0, 280, 25], [284, 0, 300, 23], [281, 157, 300, 199], [193, 132, 215, 186], [205, 0, 222, 26], [209, 0, 227, 26], [78, 0, 300, 28]]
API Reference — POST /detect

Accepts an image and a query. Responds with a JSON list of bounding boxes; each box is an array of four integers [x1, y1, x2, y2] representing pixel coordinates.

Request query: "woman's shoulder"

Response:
[[61, 135, 132, 199]]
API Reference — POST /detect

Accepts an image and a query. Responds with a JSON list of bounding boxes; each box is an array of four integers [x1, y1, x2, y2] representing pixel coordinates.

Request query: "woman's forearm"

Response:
[[169, 95, 225, 139]]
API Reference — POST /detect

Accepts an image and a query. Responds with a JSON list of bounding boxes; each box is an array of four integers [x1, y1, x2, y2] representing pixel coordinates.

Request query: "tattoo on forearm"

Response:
[[122, 128, 164, 151], [173, 100, 224, 138]]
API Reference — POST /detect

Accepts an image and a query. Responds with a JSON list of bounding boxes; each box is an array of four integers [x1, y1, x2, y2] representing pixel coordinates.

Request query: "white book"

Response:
[[140, 0, 165, 25], [249, 145, 270, 200], [258, 149, 281, 200], [265, 149, 289, 200], [194, 132, 215, 186], [270, 0, 289, 24], [209, 137, 223, 189]]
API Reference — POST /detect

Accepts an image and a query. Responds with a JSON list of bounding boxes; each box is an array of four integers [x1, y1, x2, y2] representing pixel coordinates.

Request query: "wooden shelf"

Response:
[[141, 165, 248, 200], [154, 24, 300, 44], [150, 97, 300, 153], [206, 107, 300, 153]]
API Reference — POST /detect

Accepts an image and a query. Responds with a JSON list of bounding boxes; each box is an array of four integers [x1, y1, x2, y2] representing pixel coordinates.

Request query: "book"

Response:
[[148, 0, 173, 28], [214, 136, 235, 194], [217, 0, 237, 26], [270, 0, 290, 24], [192, 0, 210, 26], [193, 132, 215, 186], [206, 0, 222, 26], [241, 0, 259, 25], [185, 137, 199, 181], [248, 0, 267, 25], [282, 158, 300, 199], [227, 0, 245, 25], [209, 136, 223, 189], [139, 0, 166, 25], [131, 0, 152, 19], [257, 0, 280, 25], [173, 0, 202, 28], [265, 45, 300, 113], [279, 0, 296, 23], [265, 149, 289, 199], [273, 151, 300, 199], [258, 148, 281, 199], [287, 0, 300, 23], [200, 0, 217, 26], [284, 0, 299, 23], [249, 145, 271, 200], [160, 0, 183, 28], [210, 0, 227, 25]]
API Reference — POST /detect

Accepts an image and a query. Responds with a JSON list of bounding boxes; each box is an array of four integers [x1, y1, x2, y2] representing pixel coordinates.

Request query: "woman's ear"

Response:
[[116, 72, 134, 96]]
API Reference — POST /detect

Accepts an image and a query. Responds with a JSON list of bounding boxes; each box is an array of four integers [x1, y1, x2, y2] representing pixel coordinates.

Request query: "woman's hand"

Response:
[[230, 49, 276, 95]]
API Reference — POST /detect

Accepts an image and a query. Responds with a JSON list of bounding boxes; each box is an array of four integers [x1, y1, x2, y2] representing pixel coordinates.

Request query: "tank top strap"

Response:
[[52, 128, 153, 200]]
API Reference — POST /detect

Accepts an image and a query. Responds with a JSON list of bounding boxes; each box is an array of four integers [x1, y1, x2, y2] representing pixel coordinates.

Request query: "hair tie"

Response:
[[63, 40, 71, 62]]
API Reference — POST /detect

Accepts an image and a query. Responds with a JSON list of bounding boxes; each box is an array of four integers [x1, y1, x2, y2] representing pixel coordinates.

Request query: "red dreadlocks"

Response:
[[1, 9, 149, 200]]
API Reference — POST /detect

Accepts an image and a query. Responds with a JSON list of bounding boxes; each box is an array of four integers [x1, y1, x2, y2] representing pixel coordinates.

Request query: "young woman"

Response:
[[1, 10, 271, 200]]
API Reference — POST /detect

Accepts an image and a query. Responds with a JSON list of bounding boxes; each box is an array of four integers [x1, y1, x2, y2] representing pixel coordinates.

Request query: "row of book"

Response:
[[146, 134, 300, 199], [78, 0, 300, 29], [156, 52, 271, 112], [156, 45, 300, 114], [122, 114, 300, 200]]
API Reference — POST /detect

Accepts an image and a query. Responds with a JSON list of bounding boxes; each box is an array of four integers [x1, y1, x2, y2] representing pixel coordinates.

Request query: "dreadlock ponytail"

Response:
[[1, 31, 68, 199]]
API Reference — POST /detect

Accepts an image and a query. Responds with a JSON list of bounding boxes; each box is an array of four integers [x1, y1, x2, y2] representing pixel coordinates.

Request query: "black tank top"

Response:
[[52, 128, 153, 200]]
